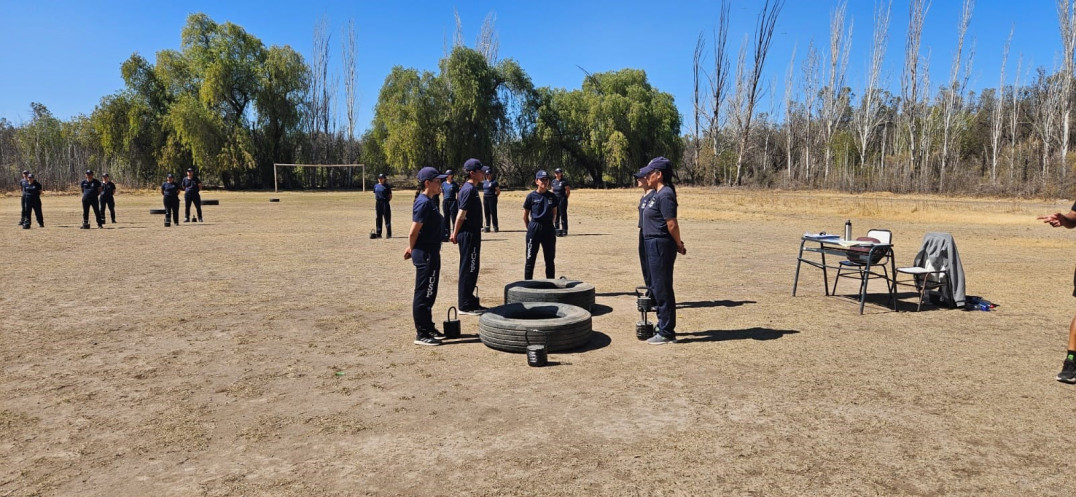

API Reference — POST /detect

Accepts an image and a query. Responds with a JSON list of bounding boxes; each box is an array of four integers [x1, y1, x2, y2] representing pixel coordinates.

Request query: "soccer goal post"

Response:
[[272, 163, 366, 193]]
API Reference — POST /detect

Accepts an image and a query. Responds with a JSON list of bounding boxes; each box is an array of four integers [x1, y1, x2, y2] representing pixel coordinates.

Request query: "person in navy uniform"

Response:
[[161, 173, 181, 227], [551, 168, 571, 236], [374, 173, 392, 238], [450, 158, 488, 315], [441, 170, 459, 241], [523, 169, 558, 279], [182, 168, 203, 223], [638, 157, 686, 345], [481, 166, 500, 233], [99, 173, 117, 224], [406, 166, 449, 346], [635, 170, 654, 289], [22, 173, 44, 229], [18, 170, 30, 227], [80, 170, 103, 229]]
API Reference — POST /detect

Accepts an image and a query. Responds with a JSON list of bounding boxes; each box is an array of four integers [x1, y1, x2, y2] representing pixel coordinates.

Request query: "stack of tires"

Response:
[[479, 278, 595, 353]]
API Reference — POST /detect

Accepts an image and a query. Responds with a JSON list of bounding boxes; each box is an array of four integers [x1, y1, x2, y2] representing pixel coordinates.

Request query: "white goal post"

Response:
[[272, 163, 366, 193]]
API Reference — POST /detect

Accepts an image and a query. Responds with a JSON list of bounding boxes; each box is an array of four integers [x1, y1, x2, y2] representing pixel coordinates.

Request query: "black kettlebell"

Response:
[[636, 321, 655, 340], [635, 286, 652, 313], [525, 329, 548, 367], [443, 306, 460, 339], [369, 229, 378, 239]]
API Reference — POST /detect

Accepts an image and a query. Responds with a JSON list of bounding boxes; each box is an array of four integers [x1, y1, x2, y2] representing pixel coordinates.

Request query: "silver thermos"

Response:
[[844, 220, 852, 240]]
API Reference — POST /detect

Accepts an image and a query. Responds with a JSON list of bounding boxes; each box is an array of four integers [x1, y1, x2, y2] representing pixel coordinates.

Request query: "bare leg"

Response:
[[1068, 316, 1076, 351]]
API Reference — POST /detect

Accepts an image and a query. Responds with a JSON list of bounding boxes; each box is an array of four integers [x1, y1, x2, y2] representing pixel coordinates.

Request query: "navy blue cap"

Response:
[[27, 173, 34, 178], [186, 168, 194, 172], [636, 156, 672, 177], [377, 173, 386, 179], [418, 167, 449, 182], [554, 168, 563, 173], [482, 166, 491, 174], [167, 173, 174, 178], [85, 169, 94, 175], [633, 169, 648, 178], [444, 169, 454, 176], [102, 173, 110, 177], [535, 169, 550, 180], [22, 170, 29, 175], [464, 158, 484, 172]]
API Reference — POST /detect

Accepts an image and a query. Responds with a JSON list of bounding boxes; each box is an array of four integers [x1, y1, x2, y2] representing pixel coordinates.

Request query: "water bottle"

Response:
[[844, 220, 852, 240], [978, 303, 990, 311]]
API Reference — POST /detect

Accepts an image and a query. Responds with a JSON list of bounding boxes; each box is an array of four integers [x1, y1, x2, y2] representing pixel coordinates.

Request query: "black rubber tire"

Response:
[[503, 278, 595, 310], [269, 198, 281, 202], [149, 209, 166, 215], [478, 302, 592, 353], [201, 199, 219, 206]]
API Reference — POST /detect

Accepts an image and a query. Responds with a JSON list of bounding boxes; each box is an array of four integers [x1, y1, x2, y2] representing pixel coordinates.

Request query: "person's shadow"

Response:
[[677, 300, 756, 309], [675, 327, 798, 343]]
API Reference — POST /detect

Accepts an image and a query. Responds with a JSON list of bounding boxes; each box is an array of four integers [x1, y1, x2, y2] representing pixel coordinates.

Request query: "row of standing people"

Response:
[[160, 169, 204, 227], [406, 156, 682, 346], [16, 169, 117, 229]]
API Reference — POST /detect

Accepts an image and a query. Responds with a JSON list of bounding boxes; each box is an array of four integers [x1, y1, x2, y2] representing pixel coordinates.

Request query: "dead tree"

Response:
[[820, 1, 852, 183], [1031, 67, 1062, 186], [1010, 56, 1023, 182], [1057, 0, 1076, 176], [691, 32, 705, 183], [708, 0, 730, 186], [990, 27, 1013, 185], [853, 1, 891, 177], [732, 0, 784, 186], [343, 19, 357, 164], [939, 0, 974, 192], [783, 45, 797, 181], [900, 0, 929, 187], [476, 12, 499, 64], [801, 43, 820, 182]]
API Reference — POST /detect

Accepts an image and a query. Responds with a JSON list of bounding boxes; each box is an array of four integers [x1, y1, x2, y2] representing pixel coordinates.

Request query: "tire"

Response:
[[269, 198, 281, 202], [503, 278, 595, 310], [149, 209, 166, 215], [478, 302, 592, 353], [201, 199, 219, 206]]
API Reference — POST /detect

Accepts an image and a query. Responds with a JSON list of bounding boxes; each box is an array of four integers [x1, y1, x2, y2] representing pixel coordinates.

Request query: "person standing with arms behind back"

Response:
[[79, 170, 103, 229], [182, 168, 203, 223], [552, 168, 571, 236], [451, 158, 488, 315], [481, 166, 500, 233], [441, 170, 459, 242], [22, 173, 44, 229], [161, 173, 180, 227], [18, 170, 30, 227], [638, 157, 686, 345], [99, 173, 117, 224], [635, 169, 654, 289], [523, 169, 558, 279], [1038, 206, 1076, 383], [374, 173, 392, 238], [406, 167, 449, 346]]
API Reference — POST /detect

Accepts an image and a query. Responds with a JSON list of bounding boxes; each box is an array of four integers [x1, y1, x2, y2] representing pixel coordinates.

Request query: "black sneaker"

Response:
[[458, 306, 489, 316], [197, 218, 203, 223], [430, 331, 447, 341], [165, 222, 171, 227], [414, 335, 442, 346], [38, 223, 44, 228], [1058, 359, 1076, 384], [22, 224, 30, 230], [184, 218, 190, 223], [80, 223, 90, 229], [493, 227, 499, 233]]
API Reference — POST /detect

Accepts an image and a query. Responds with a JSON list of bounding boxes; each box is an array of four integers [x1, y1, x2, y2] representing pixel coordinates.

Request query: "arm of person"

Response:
[[564, 184, 570, 199], [451, 209, 466, 244], [404, 221, 422, 259], [1039, 210, 1076, 228], [667, 218, 687, 255], [523, 208, 530, 227], [495, 185, 501, 196]]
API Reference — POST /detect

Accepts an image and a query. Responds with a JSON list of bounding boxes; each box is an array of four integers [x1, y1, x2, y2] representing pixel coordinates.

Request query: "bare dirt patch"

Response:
[[3, 188, 1075, 495]]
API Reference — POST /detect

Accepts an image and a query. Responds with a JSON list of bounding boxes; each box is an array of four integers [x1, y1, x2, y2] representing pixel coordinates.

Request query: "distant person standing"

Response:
[[79, 170, 103, 229], [451, 158, 488, 314], [481, 166, 500, 233], [99, 173, 117, 224], [161, 173, 180, 227], [406, 166, 449, 346], [182, 168, 203, 223], [374, 173, 392, 238], [18, 169, 30, 227], [522, 169, 558, 279], [638, 157, 686, 345], [22, 173, 44, 229], [441, 170, 459, 241], [552, 168, 571, 236]]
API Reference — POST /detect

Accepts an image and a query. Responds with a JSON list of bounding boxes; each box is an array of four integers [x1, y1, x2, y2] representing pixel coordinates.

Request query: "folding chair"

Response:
[[893, 232, 959, 311], [832, 228, 893, 297]]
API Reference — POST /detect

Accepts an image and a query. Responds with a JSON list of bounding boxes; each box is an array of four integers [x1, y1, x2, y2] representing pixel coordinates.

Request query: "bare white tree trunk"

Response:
[[784, 45, 797, 181], [476, 12, 499, 64], [853, 1, 891, 176], [990, 27, 1013, 185], [1057, 0, 1075, 176], [820, 1, 852, 184], [901, 0, 928, 188], [1032, 67, 1062, 186], [709, 1, 731, 186], [692, 32, 705, 184], [733, 0, 784, 186], [343, 19, 357, 164], [1010, 56, 1023, 182], [939, 0, 974, 192], [802, 44, 820, 182]]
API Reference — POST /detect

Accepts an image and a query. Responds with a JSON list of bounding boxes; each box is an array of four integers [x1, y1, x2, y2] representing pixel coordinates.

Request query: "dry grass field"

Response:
[[3, 187, 1076, 496]]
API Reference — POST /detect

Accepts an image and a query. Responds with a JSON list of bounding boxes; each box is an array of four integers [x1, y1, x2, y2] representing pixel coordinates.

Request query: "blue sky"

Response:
[[0, 0, 1063, 134]]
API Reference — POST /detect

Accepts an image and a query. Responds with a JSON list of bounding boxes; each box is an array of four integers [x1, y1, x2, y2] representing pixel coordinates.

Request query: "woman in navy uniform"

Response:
[[441, 170, 459, 241], [551, 168, 571, 236], [99, 173, 117, 224], [635, 170, 654, 289], [182, 168, 203, 223], [80, 170, 103, 229], [22, 173, 44, 229], [18, 170, 30, 227], [450, 158, 488, 315], [374, 173, 392, 238], [638, 157, 686, 345], [523, 169, 558, 279], [481, 166, 500, 232], [406, 166, 449, 346], [161, 173, 181, 226]]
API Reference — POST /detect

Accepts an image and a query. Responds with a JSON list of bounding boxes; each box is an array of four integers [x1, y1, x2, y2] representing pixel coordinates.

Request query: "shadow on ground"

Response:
[[677, 300, 756, 309], [676, 327, 799, 343]]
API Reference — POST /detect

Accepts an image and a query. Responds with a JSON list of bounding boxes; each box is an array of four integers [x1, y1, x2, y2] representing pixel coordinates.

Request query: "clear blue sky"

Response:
[[0, 0, 1062, 133]]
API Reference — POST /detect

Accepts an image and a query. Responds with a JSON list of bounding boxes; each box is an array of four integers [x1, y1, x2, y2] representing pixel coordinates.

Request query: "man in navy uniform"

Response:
[[441, 169, 459, 241], [552, 167, 571, 236], [481, 166, 500, 233], [523, 170, 558, 279], [18, 169, 30, 227], [182, 168, 203, 223], [450, 158, 488, 314], [161, 173, 181, 227], [22, 173, 44, 229], [99, 173, 117, 224], [80, 170, 103, 229], [374, 173, 392, 238]]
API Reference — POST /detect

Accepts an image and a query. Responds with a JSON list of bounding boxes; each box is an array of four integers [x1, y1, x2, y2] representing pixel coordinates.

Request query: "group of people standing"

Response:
[[16, 169, 116, 229], [160, 168, 203, 227], [404, 156, 683, 347]]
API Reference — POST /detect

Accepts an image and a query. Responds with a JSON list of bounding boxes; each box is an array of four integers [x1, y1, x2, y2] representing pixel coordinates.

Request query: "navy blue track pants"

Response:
[[411, 246, 441, 333], [524, 222, 557, 280], [644, 237, 677, 338], [457, 230, 482, 309]]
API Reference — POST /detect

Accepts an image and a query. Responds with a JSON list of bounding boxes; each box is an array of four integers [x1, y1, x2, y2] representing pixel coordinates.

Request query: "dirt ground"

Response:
[[3, 187, 1076, 496]]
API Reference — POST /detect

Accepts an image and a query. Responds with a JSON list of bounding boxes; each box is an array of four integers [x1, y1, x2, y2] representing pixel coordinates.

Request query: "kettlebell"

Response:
[[525, 329, 548, 367], [369, 229, 378, 239], [636, 321, 655, 341], [635, 286, 653, 313], [443, 306, 461, 339]]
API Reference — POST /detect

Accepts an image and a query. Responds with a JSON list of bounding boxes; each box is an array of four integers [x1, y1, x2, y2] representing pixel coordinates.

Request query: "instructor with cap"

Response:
[[523, 169, 558, 279], [481, 166, 500, 233], [182, 168, 203, 223], [18, 170, 30, 227], [638, 157, 686, 345], [79, 170, 103, 229], [552, 168, 571, 236], [406, 166, 449, 346], [161, 173, 180, 227], [99, 173, 117, 224], [441, 169, 459, 241], [451, 158, 489, 314], [22, 173, 44, 229], [374, 173, 392, 238]]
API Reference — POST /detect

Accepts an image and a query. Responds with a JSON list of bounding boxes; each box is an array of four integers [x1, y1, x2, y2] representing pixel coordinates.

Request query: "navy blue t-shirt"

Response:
[[182, 176, 201, 195], [412, 193, 444, 248], [162, 181, 180, 198], [100, 181, 116, 198], [443, 180, 458, 201], [482, 179, 498, 196], [23, 180, 42, 198], [20, 179, 31, 197], [81, 178, 101, 199], [638, 190, 654, 229], [523, 190, 557, 225], [457, 182, 483, 232], [552, 178, 570, 198], [641, 187, 677, 238], [374, 183, 391, 201]]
